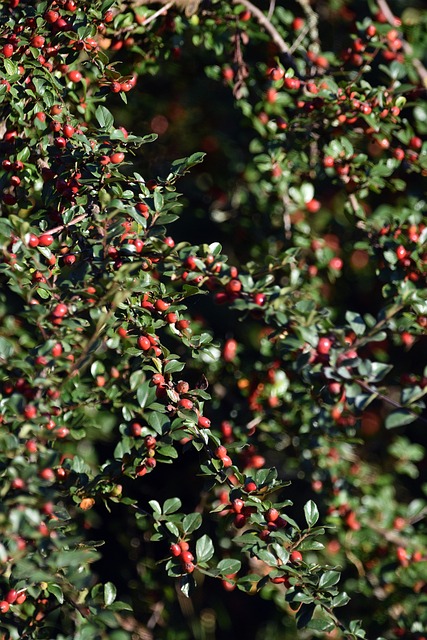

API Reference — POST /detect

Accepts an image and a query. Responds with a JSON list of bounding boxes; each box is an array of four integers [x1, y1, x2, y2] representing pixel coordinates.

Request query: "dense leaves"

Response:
[[0, 0, 426, 638]]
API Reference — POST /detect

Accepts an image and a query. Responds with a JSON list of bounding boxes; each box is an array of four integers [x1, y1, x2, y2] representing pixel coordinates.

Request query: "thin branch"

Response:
[[141, 1, 173, 26], [355, 379, 427, 427], [48, 213, 87, 236], [231, 0, 291, 56], [377, 0, 427, 87]]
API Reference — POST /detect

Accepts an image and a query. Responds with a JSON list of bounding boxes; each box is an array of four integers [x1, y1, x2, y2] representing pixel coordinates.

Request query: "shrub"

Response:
[[0, 0, 426, 638]]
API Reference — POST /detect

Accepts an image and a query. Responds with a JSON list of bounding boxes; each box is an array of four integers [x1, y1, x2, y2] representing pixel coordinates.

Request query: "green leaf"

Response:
[[385, 410, 418, 429], [149, 500, 162, 515], [182, 512, 202, 534], [136, 380, 156, 408], [345, 311, 366, 336], [304, 500, 319, 527], [319, 570, 341, 589], [104, 582, 117, 606], [163, 497, 182, 514], [95, 105, 114, 130], [196, 534, 214, 563], [217, 559, 241, 575], [47, 583, 64, 604]]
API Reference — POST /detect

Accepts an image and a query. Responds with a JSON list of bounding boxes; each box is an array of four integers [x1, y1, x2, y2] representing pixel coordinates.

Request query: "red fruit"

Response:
[[234, 513, 247, 528], [137, 336, 151, 351], [67, 70, 82, 83], [178, 398, 194, 410], [170, 543, 181, 556], [15, 592, 26, 605], [245, 481, 257, 492], [52, 342, 63, 357], [216, 445, 228, 459], [183, 561, 195, 573], [24, 405, 37, 419], [54, 137, 67, 149], [317, 337, 332, 355], [152, 374, 165, 386], [253, 293, 266, 306], [409, 136, 422, 150], [110, 152, 125, 164], [284, 76, 300, 90], [63, 124, 75, 138], [45, 9, 59, 22], [135, 202, 149, 217], [222, 455, 233, 467], [292, 16, 304, 30], [155, 299, 170, 312], [232, 498, 244, 513], [5, 589, 17, 604], [0, 601, 10, 613], [52, 303, 68, 318], [290, 550, 303, 563], [39, 468, 55, 481], [3, 44, 14, 58], [145, 458, 156, 469], [31, 35, 45, 48], [28, 234, 39, 247], [396, 546, 409, 567], [180, 550, 194, 563], [396, 245, 407, 261], [198, 415, 211, 429], [131, 423, 142, 437], [176, 319, 190, 331], [144, 435, 157, 449], [266, 508, 280, 522], [179, 540, 190, 551], [226, 278, 242, 294], [223, 338, 237, 362], [306, 198, 321, 213]]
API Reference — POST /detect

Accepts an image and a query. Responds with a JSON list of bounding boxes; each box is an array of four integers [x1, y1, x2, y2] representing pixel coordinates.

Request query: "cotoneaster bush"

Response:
[[0, 0, 426, 638]]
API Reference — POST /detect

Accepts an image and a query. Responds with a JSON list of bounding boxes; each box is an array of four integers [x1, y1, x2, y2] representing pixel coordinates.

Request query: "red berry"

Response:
[[178, 398, 194, 410], [198, 415, 211, 429], [152, 374, 165, 386], [216, 445, 228, 459], [266, 508, 280, 522], [170, 543, 181, 556], [63, 124, 75, 138], [226, 279, 242, 294], [137, 336, 151, 351], [52, 303, 68, 318], [144, 435, 157, 449], [396, 245, 407, 261], [0, 601, 10, 613], [317, 337, 332, 355], [3, 44, 14, 58], [155, 299, 170, 312], [31, 35, 45, 48], [110, 152, 125, 164], [180, 550, 194, 563], [15, 592, 26, 605], [67, 70, 82, 83], [5, 590, 17, 604], [232, 498, 244, 513], [45, 9, 59, 23], [290, 550, 303, 563], [284, 76, 300, 90]]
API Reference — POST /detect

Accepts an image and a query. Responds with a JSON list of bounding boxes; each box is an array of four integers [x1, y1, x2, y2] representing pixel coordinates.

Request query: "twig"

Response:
[[48, 213, 87, 235], [355, 379, 427, 427], [295, 0, 320, 56], [141, 1, 174, 26], [231, 0, 291, 56], [376, 0, 427, 87], [267, 0, 275, 21]]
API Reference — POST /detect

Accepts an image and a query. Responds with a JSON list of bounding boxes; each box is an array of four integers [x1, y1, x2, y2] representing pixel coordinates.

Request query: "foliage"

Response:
[[0, 0, 426, 638]]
